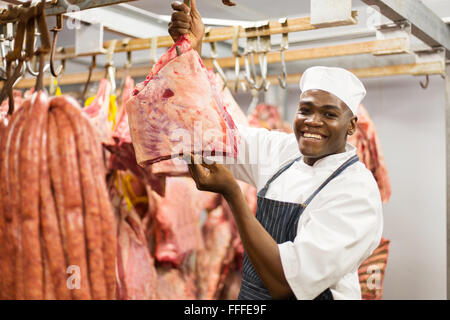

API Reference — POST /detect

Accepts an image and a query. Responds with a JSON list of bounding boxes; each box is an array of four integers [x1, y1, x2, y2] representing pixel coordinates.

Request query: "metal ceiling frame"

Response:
[[360, 0, 450, 59]]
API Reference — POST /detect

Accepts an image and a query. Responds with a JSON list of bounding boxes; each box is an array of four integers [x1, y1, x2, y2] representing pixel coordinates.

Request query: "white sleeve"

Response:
[[224, 125, 299, 191], [277, 175, 383, 300]]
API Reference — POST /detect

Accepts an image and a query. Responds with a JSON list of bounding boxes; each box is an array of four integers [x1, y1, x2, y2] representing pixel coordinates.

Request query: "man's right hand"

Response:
[[168, 0, 205, 55]]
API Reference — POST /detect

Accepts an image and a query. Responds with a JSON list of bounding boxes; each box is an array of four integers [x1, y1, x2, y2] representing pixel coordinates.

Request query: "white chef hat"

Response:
[[299, 66, 366, 115]]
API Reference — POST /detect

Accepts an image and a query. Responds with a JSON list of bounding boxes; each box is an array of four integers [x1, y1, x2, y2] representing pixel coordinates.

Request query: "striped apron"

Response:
[[238, 154, 359, 300]]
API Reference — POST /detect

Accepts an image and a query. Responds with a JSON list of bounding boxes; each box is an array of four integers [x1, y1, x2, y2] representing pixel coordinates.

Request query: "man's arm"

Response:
[[187, 155, 294, 299], [224, 185, 294, 299]]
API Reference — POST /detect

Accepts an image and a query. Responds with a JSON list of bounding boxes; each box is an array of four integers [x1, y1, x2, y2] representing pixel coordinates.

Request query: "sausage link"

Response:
[[52, 107, 91, 300], [19, 92, 49, 299], [39, 104, 72, 300], [47, 108, 69, 274], [0, 104, 27, 299], [42, 236, 56, 300], [54, 96, 107, 299], [82, 115, 117, 300]]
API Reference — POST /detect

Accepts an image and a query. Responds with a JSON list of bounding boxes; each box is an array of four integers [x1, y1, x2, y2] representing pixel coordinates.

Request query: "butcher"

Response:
[[169, 0, 383, 300]]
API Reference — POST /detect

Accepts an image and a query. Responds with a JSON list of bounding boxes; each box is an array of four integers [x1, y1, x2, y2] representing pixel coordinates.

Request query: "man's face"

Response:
[[293, 89, 357, 165]]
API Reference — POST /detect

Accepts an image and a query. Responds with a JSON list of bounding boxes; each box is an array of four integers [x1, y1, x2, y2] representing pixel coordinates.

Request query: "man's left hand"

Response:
[[186, 154, 239, 198]]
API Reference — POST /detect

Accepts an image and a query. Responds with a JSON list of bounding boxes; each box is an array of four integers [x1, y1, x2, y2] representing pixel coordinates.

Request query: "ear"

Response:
[[347, 116, 358, 136]]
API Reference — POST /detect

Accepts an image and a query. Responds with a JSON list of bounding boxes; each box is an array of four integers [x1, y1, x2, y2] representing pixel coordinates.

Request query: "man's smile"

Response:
[[301, 130, 328, 141]]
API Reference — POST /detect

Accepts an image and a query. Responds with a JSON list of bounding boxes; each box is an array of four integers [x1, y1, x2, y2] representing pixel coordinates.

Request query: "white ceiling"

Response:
[[129, 0, 450, 20]]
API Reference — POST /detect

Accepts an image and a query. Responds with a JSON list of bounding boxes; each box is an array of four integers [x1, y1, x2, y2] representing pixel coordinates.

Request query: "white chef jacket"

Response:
[[222, 125, 383, 300]]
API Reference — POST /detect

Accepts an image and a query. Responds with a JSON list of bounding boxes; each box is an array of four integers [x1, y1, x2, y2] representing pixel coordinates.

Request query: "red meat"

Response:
[[127, 35, 239, 167], [153, 177, 204, 267], [347, 104, 391, 203], [83, 79, 112, 143]]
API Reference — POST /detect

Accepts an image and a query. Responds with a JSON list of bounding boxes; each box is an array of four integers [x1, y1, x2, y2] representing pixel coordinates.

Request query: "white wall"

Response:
[[234, 74, 448, 300], [363, 75, 447, 300]]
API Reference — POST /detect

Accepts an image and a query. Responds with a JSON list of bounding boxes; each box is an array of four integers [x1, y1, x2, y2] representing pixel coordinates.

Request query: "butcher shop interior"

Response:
[[0, 0, 449, 301]]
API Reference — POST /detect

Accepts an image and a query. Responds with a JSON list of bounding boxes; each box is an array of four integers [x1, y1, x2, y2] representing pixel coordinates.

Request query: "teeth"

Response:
[[303, 133, 323, 140]]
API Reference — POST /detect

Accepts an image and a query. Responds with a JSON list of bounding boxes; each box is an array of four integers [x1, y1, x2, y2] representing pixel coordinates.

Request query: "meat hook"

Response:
[[420, 75, 429, 89], [206, 27, 227, 90], [0, 8, 30, 114], [243, 25, 258, 90], [255, 22, 270, 92], [232, 25, 242, 93], [34, 0, 52, 91], [28, 1, 52, 78], [277, 18, 288, 89], [50, 14, 63, 77], [105, 39, 117, 93], [0, 34, 7, 80], [82, 55, 97, 101]]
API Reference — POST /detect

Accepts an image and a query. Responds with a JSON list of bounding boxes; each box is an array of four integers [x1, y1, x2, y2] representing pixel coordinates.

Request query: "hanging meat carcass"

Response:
[[154, 266, 197, 300], [196, 206, 234, 299], [102, 76, 167, 197], [347, 104, 391, 203], [152, 177, 204, 267], [0, 93, 117, 300], [83, 78, 113, 143], [126, 35, 240, 167], [111, 172, 158, 300], [248, 103, 292, 133], [358, 237, 390, 300]]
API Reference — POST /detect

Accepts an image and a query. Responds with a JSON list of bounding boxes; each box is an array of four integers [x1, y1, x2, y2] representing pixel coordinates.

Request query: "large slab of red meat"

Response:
[[153, 177, 204, 267], [248, 104, 292, 133], [207, 70, 249, 127], [83, 79, 113, 143], [347, 104, 391, 202], [111, 175, 157, 300], [196, 206, 234, 299], [112, 75, 135, 147], [154, 266, 197, 300], [126, 35, 239, 167], [150, 71, 248, 177]]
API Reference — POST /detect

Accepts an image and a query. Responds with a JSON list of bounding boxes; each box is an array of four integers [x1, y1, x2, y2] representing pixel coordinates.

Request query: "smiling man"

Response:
[[169, 0, 383, 300]]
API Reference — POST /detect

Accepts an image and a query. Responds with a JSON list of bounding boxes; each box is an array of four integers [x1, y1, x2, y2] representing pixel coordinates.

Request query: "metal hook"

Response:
[[277, 18, 288, 89], [232, 25, 242, 93], [244, 26, 258, 90], [50, 14, 63, 77], [206, 27, 228, 90], [119, 50, 132, 97], [82, 55, 97, 101], [105, 39, 117, 93], [35, 50, 47, 92], [420, 74, 429, 89], [0, 34, 7, 80], [255, 22, 271, 92], [26, 58, 50, 76]]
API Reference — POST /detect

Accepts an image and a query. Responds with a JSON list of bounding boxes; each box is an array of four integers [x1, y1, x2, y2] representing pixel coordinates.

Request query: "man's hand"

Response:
[[168, 0, 205, 55], [186, 154, 240, 198]]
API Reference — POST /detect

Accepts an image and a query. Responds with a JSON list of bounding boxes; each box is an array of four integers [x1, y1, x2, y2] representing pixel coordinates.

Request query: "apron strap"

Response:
[[258, 155, 303, 198], [303, 154, 359, 207]]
